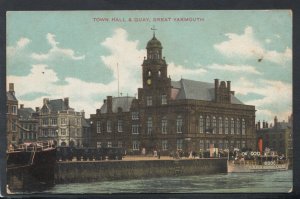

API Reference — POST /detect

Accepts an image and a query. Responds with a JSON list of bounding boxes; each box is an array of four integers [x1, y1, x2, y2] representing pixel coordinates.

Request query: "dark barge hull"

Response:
[[7, 148, 56, 193]]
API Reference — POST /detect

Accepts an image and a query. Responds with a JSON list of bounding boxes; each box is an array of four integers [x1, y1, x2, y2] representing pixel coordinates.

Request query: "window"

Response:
[[97, 142, 102, 148], [177, 139, 183, 150], [117, 120, 123, 132], [205, 116, 210, 133], [6, 105, 9, 113], [242, 140, 246, 148], [212, 116, 216, 134], [133, 140, 140, 151], [199, 116, 204, 133], [158, 70, 161, 77], [176, 116, 183, 133], [132, 124, 139, 134], [107, 141, 112, 148], [162, 140, 168, 151], [146, 96, 152, 106], [225, 117, 229, 134], [148, 70, 152, 77], [236, 119, 240, 134], [205, 140, 210, 150], [97, 121, 101, 133], [42, 118, 48, 125], [61, 118, 66, 125], [147, 117, 152, 135], [61, 128, 66, 136], [199, 140, 204, 150], [107, 120, 112, 132], [161, 117, 167, 134], [230, 140, 234, 148], [50, 118, 57, 125], [231, 118, 235, 134], [224, 140, 229, 149], [161, 95, 167, 105], [131, 112, 139, 120], [218, 117, 223, 134], [42, 129, 48, 137], [242, 119, 246, 135], [118, 141, 122, 148], [219, 140, 223, 149], [236, 141, 241, 149], [48, 129, 54, 137], [12, 105, 17, 115], [12, 119, 17, 132]]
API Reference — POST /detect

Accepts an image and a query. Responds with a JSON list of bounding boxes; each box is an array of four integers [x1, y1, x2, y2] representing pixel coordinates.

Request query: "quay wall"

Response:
[[55, 158, 227, 184]]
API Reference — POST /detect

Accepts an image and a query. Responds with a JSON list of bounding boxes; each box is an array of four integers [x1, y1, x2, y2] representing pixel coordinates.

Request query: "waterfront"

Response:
[[44, 170, 292, 194]]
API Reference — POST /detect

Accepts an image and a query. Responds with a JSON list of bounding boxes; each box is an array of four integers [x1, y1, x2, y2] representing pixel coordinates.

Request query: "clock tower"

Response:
[[138, 32, 171, 106]]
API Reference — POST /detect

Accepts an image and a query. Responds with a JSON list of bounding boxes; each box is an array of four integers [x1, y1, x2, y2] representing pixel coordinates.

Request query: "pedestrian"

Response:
[[158, 150, 161, 159]]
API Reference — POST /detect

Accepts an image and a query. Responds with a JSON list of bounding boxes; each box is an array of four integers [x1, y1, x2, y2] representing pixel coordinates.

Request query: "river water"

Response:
[[45, 170, 292, 194]]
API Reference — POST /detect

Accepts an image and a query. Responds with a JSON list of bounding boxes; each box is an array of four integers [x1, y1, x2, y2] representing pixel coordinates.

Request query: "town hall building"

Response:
[[90, 33, 256, 155]]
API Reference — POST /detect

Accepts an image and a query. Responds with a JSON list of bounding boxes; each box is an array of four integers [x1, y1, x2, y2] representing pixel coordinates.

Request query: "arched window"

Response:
[[242, 118, 246, 135], [218, 117, 223, 134], [231, 118, 235, 134], [212, 116, 216, 134], [236, 119, 240, 134], [158, 70, 161, 77], [161, 116, 167, 134], [199, 115, 204, 133], [225, 117, 229, 134], [148, 70, 152, 77], [206, 116, 210, 133], [147, 117, 152, 135], [176, 116, 183, 133]]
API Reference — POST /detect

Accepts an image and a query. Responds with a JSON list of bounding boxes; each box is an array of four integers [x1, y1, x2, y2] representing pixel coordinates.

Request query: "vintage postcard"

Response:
[[5, 10, 292, 195]]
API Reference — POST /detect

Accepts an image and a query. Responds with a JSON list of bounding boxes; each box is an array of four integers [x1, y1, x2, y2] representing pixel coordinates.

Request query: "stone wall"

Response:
[[55, 158, 227, 184]]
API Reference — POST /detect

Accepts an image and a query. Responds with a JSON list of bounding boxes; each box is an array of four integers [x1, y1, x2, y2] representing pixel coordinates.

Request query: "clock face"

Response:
[[147, 78, 152, 85]]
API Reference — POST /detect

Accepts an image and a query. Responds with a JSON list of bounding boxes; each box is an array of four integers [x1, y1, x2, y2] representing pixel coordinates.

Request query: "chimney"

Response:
[[107, 96, 113, 113], [263, 120, 266, 128], [266, 122, 268, 128], [81, 110, 85, 118], [20, 104, 24, 109], [227, 81, 231, 91], [274, 116, 278, 128], [43, 98, 49, 105], [258, 120, 261, 130], [36, 107, 40, 112], [214, 79, 219, 102], [9, 83, 15, 95], [64, 97, 69, 108]]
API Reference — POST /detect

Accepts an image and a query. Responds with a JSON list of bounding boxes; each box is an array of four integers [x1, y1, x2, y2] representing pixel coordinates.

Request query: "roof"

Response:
[[171, 78, 243, 104], [146, 35, 162, 49], [100, 96, 135, 114], [82, 118, 90, 127], [42, 99, 71, 113], [6, 91, 17, 101], [19, 108, 35, 120]]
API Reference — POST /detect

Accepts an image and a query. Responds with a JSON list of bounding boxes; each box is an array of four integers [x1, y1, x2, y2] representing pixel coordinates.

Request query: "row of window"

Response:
[[199, 116, 246, 135], [96, 115, 247, 135], [41, 118, 81, 126], [21, 124, 37, 131], [98, 139, 247, 152], [146, 95, 167, 106], [20, 132, 37, 140]]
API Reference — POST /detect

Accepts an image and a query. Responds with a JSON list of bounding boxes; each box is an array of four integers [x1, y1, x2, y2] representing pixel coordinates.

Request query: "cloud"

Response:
[[7, 37, 31, 57], [232, 77, 292, 122], [168, 62, 207, 80], [208, 64, 262, 75], [100, 28, 146, 94], [214, 26, 292, 65], [31, 33, 85, 61]]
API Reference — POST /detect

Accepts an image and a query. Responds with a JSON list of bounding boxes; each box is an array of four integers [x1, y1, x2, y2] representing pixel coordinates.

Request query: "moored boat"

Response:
[[227, 151, 289, 173], [7, 141, 56, 193]]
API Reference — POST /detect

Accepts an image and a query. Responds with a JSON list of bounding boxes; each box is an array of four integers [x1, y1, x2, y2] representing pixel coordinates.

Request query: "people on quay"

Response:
[[157, 150, 161, 159]]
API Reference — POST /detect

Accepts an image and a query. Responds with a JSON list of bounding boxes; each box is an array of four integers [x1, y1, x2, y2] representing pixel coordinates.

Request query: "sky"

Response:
[[6, 10, 292, 124]]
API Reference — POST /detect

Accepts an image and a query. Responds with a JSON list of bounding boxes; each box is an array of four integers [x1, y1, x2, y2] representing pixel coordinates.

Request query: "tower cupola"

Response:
[[146, 35, 163, 60]]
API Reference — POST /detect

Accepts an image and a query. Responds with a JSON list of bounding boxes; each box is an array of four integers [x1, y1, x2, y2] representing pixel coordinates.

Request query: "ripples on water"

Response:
[[46, 170, 292, 194]]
